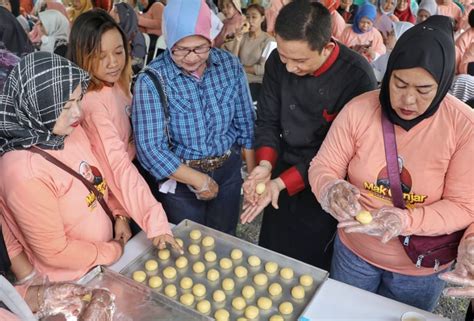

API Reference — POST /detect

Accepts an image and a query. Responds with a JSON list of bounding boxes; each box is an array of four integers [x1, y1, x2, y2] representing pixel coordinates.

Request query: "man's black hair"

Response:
[[275, 0, 332, 52], [469, 9, 474, 28]]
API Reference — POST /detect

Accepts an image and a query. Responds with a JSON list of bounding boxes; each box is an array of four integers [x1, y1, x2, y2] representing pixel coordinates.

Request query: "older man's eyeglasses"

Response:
[[171, 45, 212, 57]]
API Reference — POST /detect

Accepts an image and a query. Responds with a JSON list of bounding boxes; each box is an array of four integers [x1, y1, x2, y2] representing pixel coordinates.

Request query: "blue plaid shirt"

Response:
[[132, 49, 254, 180]]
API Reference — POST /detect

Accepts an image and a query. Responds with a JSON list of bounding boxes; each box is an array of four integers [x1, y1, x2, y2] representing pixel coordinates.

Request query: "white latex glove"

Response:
[[319, 179, 362, 222], [338, 206, 408, 243], [439, 234, 474, 298]]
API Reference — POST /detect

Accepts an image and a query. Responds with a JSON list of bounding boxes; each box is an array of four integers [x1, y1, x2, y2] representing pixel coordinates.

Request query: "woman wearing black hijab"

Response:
[[0, 6, 33, 56], [309, 15, 473, 311]]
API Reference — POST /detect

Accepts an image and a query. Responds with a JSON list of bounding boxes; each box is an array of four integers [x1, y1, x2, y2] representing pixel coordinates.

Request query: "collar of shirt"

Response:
[[312, 39, 340, 77], [164, 49, 222, 81]]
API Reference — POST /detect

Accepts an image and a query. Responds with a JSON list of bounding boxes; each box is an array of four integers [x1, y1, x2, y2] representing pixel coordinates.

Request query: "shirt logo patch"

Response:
[[323, 109, 337, 122], [79, 161, 107, 210], [363, 156, 428, 208]]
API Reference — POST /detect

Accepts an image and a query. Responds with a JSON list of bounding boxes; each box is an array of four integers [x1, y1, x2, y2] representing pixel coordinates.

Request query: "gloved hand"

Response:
[[188, 175, 219, 200], [243, 162, 272, 206], [36, 282, 91, 319], [338, 206, 408, 243], [152, 233, 184, 254], [241, 178, 285, 224], [439, 234, 474, 298], [319, 179, 362, 222], [79, 288, 115, 321]]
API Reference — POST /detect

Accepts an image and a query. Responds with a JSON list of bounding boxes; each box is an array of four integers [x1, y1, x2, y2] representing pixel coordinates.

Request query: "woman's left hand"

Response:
[[338, 206, 408, 243], [152, 234, 184, 254], [439, 234, 474, 298], [114, 217, 132, 246]]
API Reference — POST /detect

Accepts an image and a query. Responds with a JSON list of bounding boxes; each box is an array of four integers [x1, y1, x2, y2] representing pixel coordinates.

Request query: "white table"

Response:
[[110, 232, 449, 321]]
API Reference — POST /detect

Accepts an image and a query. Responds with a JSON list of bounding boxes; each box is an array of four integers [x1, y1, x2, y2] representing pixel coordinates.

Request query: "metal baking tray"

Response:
[[120, 220, 328, 320], [77, 265, 212, 321]]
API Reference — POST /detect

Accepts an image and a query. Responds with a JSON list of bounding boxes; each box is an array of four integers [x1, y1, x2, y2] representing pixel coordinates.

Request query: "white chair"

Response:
[[150, 35, 167, 62], [142, 32, 151, 66], [261, 41, 277, 60]]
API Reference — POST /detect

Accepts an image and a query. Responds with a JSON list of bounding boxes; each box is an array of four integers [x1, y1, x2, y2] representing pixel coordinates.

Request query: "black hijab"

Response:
[[0, 7, 34, 57], [8, 0, 19, 17], [379, 15, 455, 131]]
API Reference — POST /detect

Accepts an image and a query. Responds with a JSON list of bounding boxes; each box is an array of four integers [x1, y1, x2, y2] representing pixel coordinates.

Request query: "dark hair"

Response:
[[275, 0, 332, 52], [246, 4, 266, 31], [68, 9, 131, 93], [469, 8, 474, 28]]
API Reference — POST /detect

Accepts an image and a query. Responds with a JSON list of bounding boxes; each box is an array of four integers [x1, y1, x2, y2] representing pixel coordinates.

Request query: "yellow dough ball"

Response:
[[148, 276, 163, 288], [269, 315, 284, 321], [180, 293, 195, 306], [82, 294, 92, 302], [222, 278, 235, 291], [132, 270, 146, 283], [180, 276, 194, 290], [164, 284, 177, 297], [299, 274, 314, 287], [247, 255, 261, 267], [196, 300, 211, 314], [265, 261, 278, 274], [257, 296, 272, 310], [158, 249, 171, 260], [234, 266, 248, 278], [192, 283, 206, 297], [291, 285, 305, 300], [230, 248, 243, 260], [175, 256, 188, 269], [279, 301, 294, 315], [255, 182, 266, 195], [193, 261, 206, 274], [232, 296, 247, 310], [204, 251, 217, 263], [189, 229, 202, 241], [355, 210, 373, 225], [207, 268, 220, 282], [201, 236, 215, 247], [145, 259, 158, 273], [244, 305, 259, 319], [175, 238, 184, 247], [188, 244, 201, 255], [162, 266, 177, 279], [242, 285, 255, 300], [214, 309, 230, 321], [268, 283, 282, 297], [280, 267, 294, 280], [219, 257, 233, 270], [212, 289, 226, 303], [253, 273, 268, 286]]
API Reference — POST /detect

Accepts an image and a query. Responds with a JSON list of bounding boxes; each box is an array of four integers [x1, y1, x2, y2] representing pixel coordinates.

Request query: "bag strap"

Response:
[[29, 146, 115, 223], [381, 112, 406, 209], [142, 69, 173, 148]]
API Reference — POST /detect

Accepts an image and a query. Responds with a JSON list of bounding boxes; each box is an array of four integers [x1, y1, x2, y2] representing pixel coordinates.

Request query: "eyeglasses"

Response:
[[171, 46, 212, 57]]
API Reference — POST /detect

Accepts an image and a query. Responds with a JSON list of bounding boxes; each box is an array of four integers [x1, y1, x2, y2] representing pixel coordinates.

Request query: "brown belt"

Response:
[[183, 150, 231, 173]]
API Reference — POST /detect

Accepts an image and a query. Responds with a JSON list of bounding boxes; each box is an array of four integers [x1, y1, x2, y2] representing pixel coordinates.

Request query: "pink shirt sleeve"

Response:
[[83, 103, 172, 239], [331, 11, 346, 41], [6, 179, 122, 270], [0, 308, 21, 321]]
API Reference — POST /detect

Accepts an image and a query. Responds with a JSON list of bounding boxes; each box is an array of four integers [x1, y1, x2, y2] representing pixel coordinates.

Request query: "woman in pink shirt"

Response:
[[214, 0, 245, 50], [68, 10, 180, 251], [0, 52, 124, 282], [309, 16, 472, 311], [321, 0, 347, 40], [436, 0, 463, 29], [340, 2, 386, 62]]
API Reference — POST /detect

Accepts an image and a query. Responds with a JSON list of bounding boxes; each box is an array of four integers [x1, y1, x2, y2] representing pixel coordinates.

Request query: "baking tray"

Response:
[[120, 220, 328, 320], [77, 265, 213, 321]]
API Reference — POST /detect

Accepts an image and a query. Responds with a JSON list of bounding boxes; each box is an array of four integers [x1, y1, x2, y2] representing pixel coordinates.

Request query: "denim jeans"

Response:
[[156, 147, 242, 235], [331, 234, 447, 311]]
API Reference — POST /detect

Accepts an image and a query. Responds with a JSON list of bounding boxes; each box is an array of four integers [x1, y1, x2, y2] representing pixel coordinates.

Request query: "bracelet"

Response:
[[115, 215, 130, 223], [15, 269, 37, 285]]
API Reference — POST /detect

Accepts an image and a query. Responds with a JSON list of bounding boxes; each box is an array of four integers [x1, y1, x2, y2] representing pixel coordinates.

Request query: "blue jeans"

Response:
[[156, 147, 242, 235], [331, 234, 448, 311]]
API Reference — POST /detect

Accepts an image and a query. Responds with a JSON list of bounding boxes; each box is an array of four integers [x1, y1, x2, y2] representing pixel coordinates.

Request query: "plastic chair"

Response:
[[142, 33, 151, 66]]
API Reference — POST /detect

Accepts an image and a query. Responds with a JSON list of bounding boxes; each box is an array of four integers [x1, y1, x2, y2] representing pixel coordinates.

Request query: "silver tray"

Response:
[[120, 220, 328, 320], [77, 265, 213, 321]]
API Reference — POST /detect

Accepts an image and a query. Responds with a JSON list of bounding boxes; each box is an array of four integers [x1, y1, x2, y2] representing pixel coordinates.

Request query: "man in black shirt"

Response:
[[242, 0, 377, 271]]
